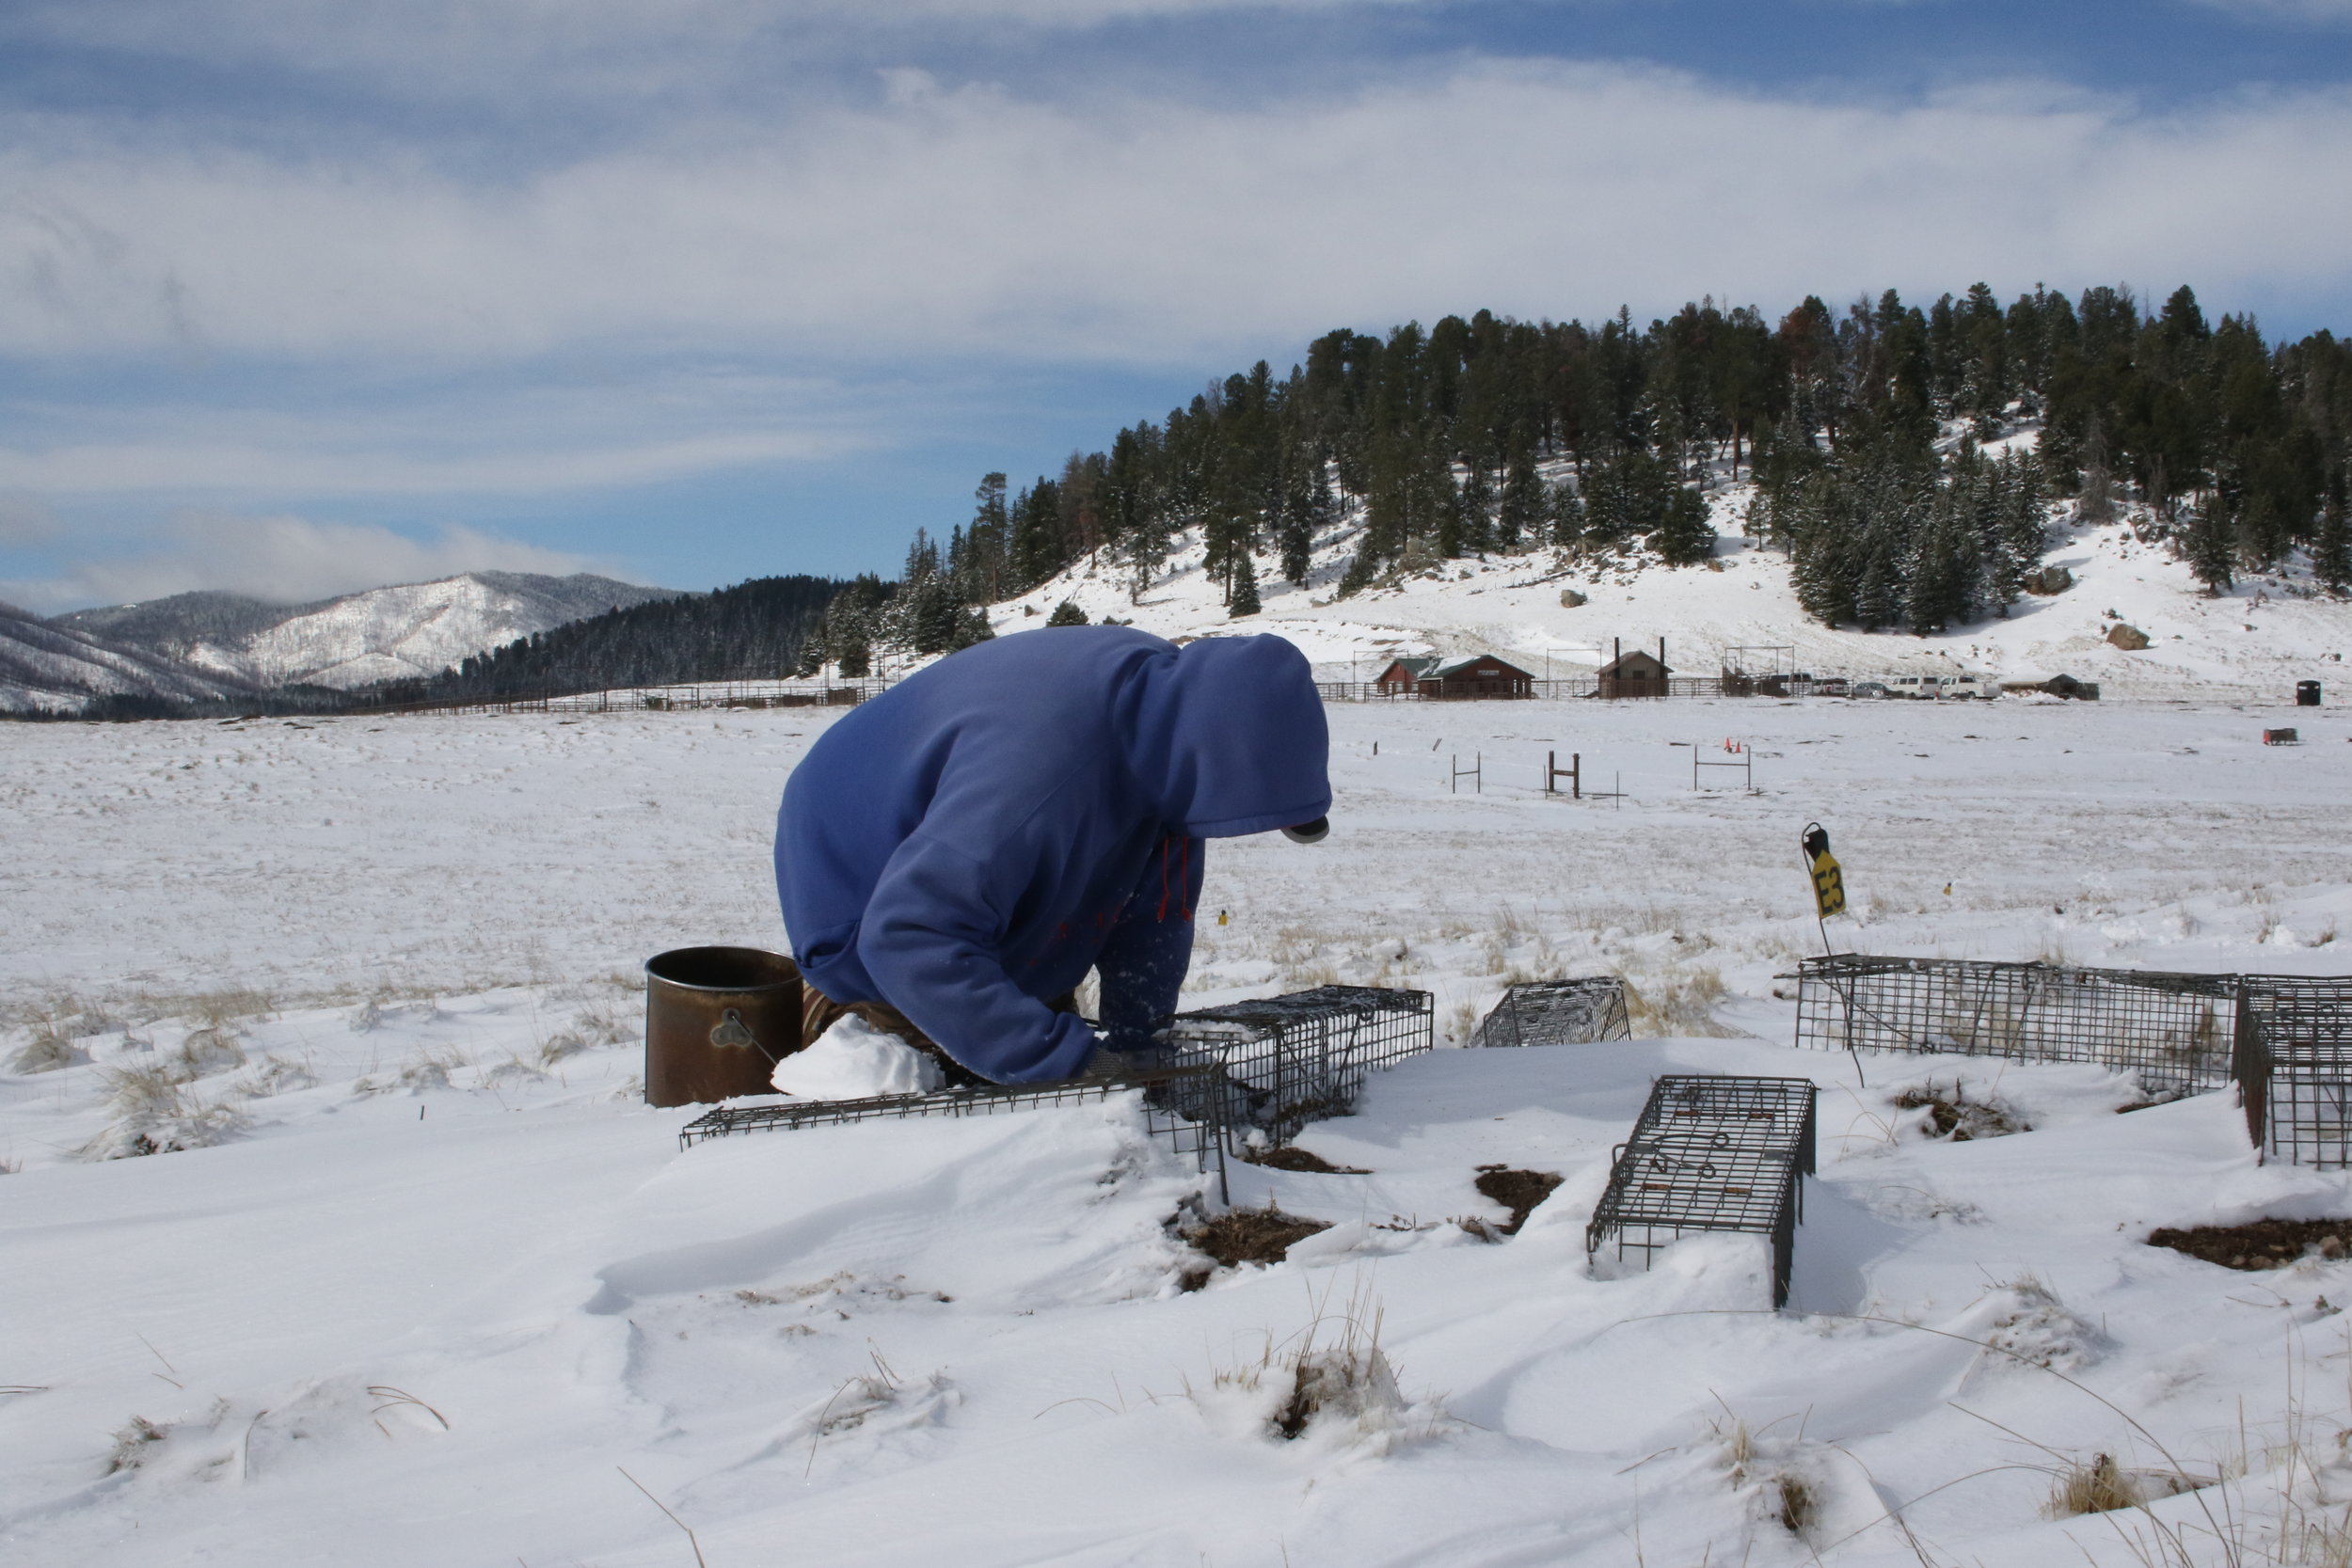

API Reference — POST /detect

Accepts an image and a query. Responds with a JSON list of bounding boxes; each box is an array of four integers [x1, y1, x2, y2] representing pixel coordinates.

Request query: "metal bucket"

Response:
[[644, 945, 802, 1107]]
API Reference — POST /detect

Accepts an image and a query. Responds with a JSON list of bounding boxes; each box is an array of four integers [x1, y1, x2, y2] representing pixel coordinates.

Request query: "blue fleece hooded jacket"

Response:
[[774, 626, 1330, 1084]]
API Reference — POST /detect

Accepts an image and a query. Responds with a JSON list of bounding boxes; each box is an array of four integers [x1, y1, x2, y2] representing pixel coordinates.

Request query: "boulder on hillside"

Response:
[[2024, 565, 2074, 595], [2106, 623, 2151, 651], [1560, 590, 1588, 609]]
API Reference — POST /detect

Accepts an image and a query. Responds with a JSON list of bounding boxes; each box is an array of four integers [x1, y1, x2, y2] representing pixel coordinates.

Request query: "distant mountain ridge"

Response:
[[0, 602, 262, 714], [58, 571, 680, 691]]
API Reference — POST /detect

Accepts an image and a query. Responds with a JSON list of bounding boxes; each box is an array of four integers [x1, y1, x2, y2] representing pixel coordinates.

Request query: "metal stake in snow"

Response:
[[1801, 821, 1864, 1087]]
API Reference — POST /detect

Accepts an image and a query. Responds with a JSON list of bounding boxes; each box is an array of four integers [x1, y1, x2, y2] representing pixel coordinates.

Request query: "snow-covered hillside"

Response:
[[977, 469, 2349, 703], [58, 571, 678, 691], [0, 602, 260, 714]]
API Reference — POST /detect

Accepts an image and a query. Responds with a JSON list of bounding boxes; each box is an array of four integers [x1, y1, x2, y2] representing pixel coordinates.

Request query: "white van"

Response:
[[1889, 674, 1994, 701]]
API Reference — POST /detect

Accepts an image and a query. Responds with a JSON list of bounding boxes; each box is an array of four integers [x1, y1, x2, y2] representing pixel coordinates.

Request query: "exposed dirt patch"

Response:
[[1893, 1081, 2029, 1141], [1473, 1166, 1564, 1235], [1242, 1146, 1370, 1175], [1179, 1208, 1334, 1289], [2147, 1217, 2352, 1271]]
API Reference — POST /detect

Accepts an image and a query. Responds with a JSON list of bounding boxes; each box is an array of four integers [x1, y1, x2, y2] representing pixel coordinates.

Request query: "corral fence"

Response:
[[1792, 955, 2352, 1167], [357, 678, 889, 719], [1316, 677, 1725, 702]]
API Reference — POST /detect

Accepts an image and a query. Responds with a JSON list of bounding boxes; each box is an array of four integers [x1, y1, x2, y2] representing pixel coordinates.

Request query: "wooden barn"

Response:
[[1597, 647, 1672, 699], [1421, 654, 1535, 700], [1371, 656, 1437, 695]]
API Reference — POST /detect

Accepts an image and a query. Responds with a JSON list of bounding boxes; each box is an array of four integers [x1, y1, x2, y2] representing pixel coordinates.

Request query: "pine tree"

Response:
[[1549, 479, 1587, 548], [1650, 483, 1715, 564], [1457, 461, 1495, 556], [946, 606, 994, 652], [1498, 429, 1544, 552], [2182, 494, 2236, 595], [1046, 599, 1089, 626], [1229, 553, 1261, 616], [1277, 448, 1327, 585], [2316, 478, 2351, 595]]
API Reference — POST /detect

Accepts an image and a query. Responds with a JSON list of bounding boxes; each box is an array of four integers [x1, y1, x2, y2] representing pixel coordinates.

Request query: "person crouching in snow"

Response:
[[774, 626, 1331, 1085]]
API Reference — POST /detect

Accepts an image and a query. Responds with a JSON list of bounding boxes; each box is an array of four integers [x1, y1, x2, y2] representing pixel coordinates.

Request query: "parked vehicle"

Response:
[[1887, 674, 1993, 700], [1851, 681, 1889, 699]]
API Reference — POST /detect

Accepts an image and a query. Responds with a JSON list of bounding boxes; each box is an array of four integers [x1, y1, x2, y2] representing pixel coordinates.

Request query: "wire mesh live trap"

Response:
[[1471, 977, 1631, 1049], [1158, 985, 1436, 1149], [1586, 1074, 1818, 1308], [676, 984, 1433, 1188], [2239, 976, 2352, 1169], [676, 1065, 1233, 1199], [1793, 955, 2238, 1090]]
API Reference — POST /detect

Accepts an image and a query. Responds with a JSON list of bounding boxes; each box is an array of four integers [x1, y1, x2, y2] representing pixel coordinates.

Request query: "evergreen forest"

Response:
[[807, 281, 2352, 668], [377, 575, 843, 704]]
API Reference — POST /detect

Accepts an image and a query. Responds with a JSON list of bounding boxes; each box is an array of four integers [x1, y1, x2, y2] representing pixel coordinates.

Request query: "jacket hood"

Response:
[[1117, 634, 1331, 837]]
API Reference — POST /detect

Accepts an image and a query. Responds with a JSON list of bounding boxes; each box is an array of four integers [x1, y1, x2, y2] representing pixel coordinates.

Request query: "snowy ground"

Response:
[[9, 695, 2352, 1565]]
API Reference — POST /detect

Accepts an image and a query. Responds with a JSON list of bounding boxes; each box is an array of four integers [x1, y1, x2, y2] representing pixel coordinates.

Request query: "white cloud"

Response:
[[6, 0, 1441, 101], [8, 514, 608, 610], [0, 495, 59, 545], [2187, 0, 2352, 21], [0, 62, 2344, 379], [0, 428, 857, 497]]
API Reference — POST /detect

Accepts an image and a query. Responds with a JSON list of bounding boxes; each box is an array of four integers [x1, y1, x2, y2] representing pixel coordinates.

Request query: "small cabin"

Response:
[[1372, 656, 1437, 695], [1421, 655, 1535, 700], [1597, 648, 1672, 699]]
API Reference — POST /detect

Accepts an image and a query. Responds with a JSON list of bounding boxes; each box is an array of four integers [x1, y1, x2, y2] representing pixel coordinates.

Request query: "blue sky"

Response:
[[1, 0, 2348, 610]]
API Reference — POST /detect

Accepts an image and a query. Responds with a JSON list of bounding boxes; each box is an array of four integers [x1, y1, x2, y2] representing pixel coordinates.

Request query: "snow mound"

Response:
[[772, 1013, 944, 1099]]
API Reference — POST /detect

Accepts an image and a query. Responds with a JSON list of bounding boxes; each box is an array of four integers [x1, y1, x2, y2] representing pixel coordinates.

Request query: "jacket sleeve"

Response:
[[855, 831, 1100, 1085], [1093, 833, 1203, 1055]]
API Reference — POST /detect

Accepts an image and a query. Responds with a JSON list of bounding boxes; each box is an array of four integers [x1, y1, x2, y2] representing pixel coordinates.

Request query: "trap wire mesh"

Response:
[[1793, 955, 2237, 1090], [1472, 977, 1630, 1048], [676, 1066, 1231, 1198], [1159, 985, 1436, 1150], [2239, 976, 2352, 1169], [1587, 1074, 1818, 1308]]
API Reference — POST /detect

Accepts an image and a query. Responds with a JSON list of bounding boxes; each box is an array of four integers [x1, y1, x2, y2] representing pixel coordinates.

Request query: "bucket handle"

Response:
[[708, 1007, 780, 1062]]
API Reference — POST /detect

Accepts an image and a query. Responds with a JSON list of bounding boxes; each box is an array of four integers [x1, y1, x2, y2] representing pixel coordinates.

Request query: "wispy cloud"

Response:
[[2, 63, 2346, 379], [0, 496, 59, 546], [0, 428, 858, 496], [7, 513, 612, 611], [2185, 0, 2352, 22]]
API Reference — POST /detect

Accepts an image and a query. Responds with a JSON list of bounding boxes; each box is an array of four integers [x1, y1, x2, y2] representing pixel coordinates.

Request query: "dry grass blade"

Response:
[[367, 1385, 450, 1430], [618, 1467, 708, 1568]]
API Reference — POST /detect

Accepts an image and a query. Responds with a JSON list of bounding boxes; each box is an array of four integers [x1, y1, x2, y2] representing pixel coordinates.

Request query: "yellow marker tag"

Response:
[[1810, 851, 1847, 919], [1217, 910, 1229, 927]]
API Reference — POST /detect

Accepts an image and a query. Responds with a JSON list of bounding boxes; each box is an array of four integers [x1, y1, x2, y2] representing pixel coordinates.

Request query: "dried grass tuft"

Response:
[[8, 1021, 85, 1074], [1623, 967, 1736, 1037], [104, 1416, 168, 1474], [2045, 1452, 2143, 1518], [1894, 1078, 2029, 1142], [1775, 1472, 1818, 1535]]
